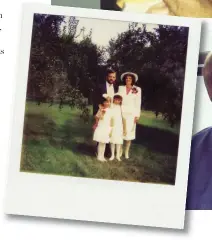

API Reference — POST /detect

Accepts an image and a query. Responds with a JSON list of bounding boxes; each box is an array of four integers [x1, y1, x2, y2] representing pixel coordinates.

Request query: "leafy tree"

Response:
[[107, 23, 188, 127], [27, 14, 65, 102], [27, 14, 189, 127], [27, 14, 104, 122]]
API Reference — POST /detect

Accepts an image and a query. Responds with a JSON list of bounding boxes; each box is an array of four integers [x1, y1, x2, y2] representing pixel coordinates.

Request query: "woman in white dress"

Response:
[[118, 72, 142, 159]]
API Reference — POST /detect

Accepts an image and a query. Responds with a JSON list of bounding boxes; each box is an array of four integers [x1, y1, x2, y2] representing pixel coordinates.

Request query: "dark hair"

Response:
[[106, 68, 116, 76], [113, 94, 123, 101], [123, 74, 136, 86], [99, 96, 109, 105], [113, 94, 123, 104]]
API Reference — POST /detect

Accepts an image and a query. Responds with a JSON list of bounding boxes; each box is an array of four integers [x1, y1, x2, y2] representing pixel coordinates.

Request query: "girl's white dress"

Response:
[[93, 108, 112, 143], [110, 105, 124, 144], [118, 85, 142, 140]]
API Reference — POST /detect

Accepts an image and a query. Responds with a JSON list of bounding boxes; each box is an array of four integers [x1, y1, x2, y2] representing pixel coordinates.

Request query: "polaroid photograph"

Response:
[[52, 0, 212, 17], [5, 3, 201, 229]]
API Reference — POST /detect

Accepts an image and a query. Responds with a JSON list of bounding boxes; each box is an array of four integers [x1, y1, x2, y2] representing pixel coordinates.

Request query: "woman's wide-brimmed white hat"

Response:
[[121, 72, 138, 82]]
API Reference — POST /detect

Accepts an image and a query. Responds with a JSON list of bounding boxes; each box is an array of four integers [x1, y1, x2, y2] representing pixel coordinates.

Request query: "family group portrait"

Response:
[[20, 13, 189, 185]]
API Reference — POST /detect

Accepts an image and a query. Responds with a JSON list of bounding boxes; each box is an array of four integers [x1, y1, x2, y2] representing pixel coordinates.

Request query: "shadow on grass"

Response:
[[23, 113, 179, 158], [135, 124, 179, 156], [23, 113, 58, 139], [21, 112, 178, 184], [59, 119, 97, 157]]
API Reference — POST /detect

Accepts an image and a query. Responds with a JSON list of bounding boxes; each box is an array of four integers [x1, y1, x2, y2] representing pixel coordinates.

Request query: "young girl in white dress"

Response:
[[109, 94, 124, 161], [93, 96, 113, 162]]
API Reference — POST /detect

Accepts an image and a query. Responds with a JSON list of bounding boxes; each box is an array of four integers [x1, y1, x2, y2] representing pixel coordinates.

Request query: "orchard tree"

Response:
[[27, 14, 105, 122], [107, 23, 189, 127]]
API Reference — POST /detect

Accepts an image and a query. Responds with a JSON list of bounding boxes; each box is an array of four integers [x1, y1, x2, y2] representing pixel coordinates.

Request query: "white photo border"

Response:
[[4, 3, 201, 229]]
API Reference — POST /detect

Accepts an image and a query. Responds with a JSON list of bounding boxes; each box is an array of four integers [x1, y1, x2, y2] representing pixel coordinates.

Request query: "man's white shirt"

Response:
[[106, 81, 115, 98]]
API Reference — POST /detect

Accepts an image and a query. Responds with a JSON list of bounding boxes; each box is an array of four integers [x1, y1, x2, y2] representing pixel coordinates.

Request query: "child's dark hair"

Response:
[[99, 96, 109, 105], [113, 94, 122, 104]]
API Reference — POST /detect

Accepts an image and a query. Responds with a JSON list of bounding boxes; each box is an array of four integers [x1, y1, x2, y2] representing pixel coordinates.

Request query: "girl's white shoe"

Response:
[[97, 157, 107, 162], [109, 156, 115, 161]]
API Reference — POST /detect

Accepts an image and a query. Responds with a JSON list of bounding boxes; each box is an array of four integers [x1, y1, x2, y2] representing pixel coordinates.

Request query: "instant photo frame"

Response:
[[4, 3, 201, 229]]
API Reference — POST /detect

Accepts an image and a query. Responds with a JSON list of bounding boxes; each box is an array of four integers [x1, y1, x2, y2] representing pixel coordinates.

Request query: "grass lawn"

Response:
[[20, 101, 180, 185]]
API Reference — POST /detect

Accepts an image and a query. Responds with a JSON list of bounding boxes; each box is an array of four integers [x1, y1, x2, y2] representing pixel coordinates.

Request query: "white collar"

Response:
[[106, 81, 113, 87]]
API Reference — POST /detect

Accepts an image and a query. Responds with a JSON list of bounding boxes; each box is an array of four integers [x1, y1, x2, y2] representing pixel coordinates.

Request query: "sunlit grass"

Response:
[[20, 101, 179, 185]]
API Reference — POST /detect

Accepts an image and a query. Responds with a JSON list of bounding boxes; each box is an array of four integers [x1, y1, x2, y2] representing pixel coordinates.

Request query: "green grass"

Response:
[[139, 111, 180, 134], [20, 101, 180, 185]]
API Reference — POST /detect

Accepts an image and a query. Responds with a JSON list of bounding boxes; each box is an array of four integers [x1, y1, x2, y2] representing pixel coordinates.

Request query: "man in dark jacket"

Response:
[[93, 69, 119, 158], [93, 69, 118, 116], [186, 52, 212, 209]]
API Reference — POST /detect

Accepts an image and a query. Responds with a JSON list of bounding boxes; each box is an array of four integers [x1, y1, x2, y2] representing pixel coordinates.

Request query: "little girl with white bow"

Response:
[[93, 96, 113, 162]]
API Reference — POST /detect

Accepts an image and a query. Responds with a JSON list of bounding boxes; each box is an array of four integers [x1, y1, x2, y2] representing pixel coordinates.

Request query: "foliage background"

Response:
[[27, 14, 189, 126]]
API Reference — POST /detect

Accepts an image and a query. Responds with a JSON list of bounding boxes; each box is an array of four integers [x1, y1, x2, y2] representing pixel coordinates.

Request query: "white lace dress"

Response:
[[93, 108, 112, 143]]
